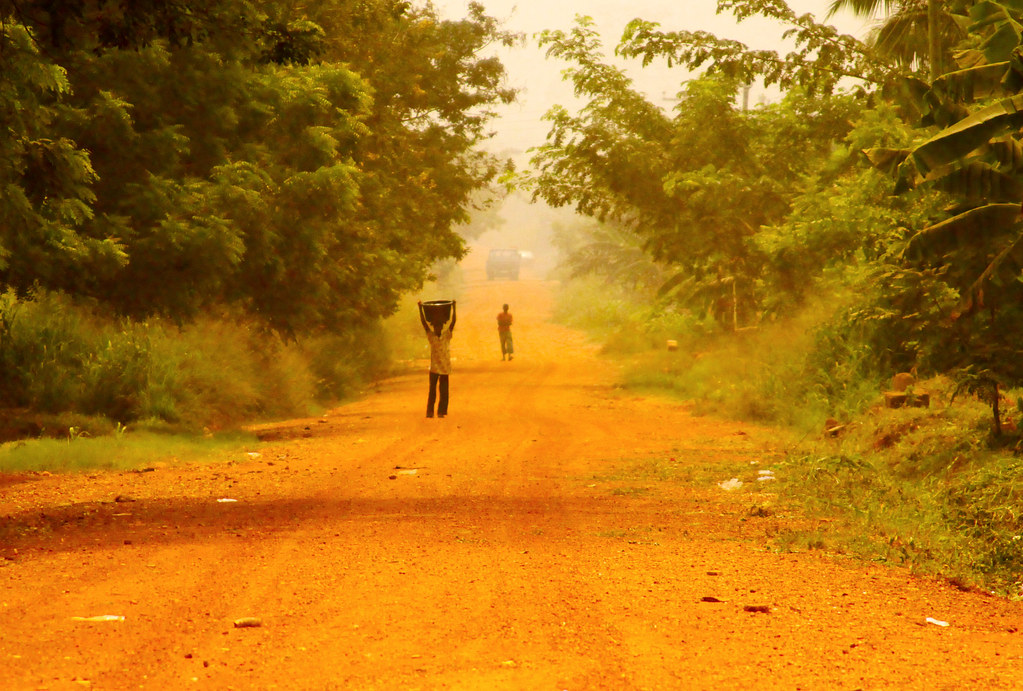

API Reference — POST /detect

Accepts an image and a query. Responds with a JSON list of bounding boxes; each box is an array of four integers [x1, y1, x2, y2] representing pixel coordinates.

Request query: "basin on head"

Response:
[[421, 300, 453, 330]]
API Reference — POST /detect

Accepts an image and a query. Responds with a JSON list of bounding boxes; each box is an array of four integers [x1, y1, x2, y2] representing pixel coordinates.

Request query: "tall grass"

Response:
[[0, 289, 395, 437], [554, 276, 877, 430], [626, 316, 882, 430], [554, 276, 710, 353]]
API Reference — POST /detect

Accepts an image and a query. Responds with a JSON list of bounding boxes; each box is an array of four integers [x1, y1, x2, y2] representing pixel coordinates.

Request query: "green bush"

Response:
[[304, 323, 393, 401], [1, 290, 103, 412], [553, 276, 638, 340], [609, 293, 876, 430], [554, 276, 710, 355], [0, 289, 395, 434]]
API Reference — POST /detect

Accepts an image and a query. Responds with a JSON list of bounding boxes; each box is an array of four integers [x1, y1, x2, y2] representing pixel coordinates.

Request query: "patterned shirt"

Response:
[[426, 329, 453, 375]]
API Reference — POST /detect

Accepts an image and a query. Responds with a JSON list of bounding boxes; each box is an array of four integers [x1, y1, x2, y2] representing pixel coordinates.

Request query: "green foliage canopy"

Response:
[[861, 0, 1023, 424], [0, 0, 518, 334], [529, 12, 862, 326], [618, 0, 906, 95]]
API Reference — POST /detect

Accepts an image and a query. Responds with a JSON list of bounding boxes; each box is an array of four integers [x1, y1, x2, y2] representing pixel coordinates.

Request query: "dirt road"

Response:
[[2, 254, 1022, 690]]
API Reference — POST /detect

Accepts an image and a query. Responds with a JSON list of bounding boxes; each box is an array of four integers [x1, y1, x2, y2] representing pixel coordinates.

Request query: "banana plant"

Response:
[[865, 0, 1023, 433], [880, 3, 1023, 301]]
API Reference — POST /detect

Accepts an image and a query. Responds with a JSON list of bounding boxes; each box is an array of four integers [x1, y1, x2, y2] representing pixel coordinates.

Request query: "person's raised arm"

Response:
[[417, 301, 429, 332], [449, 300, 457, 333]]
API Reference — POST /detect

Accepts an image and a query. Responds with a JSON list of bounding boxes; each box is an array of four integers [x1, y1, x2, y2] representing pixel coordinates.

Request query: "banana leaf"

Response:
[[904, 202, 1021, 259], [657, 271, 696, 298], [863, 147, 910, 177], [951, 230, 1023, 320], [906, 93, 1023, 177], [930, 61, 1012, 103], [657, 271, 735, 299], [883, 76, 931, 108], [954, 48, 989, 70], [1005, 47, 1023, 91], [927, 161, 1023, 202], [985, 135, 1023, 170], [970, 2, 1023, 60], [968, 2, 1023, 68], [982, 18, 1021, 63]]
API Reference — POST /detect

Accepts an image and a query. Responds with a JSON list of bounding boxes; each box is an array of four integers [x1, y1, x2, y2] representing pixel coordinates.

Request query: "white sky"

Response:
[[428, 0, 876, 159]]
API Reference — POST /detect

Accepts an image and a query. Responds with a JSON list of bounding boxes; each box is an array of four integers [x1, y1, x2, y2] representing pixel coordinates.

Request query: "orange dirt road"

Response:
[[2, 255, 1022, 690]]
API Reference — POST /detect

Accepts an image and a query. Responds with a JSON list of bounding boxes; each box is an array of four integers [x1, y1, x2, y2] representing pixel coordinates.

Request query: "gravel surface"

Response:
[[2, 257, 1021, 690]]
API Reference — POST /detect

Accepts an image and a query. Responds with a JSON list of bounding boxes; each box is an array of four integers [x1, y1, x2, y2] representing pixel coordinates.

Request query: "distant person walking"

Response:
[[497, 303, 514, 361], [418, 300, 456, 418]]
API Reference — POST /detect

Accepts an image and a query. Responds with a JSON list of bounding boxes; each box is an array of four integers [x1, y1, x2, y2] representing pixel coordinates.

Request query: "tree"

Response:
[[827, 0, 969, 79], [862, 0, 1023, 433], [530, 12, 865, 328], [305, 0, 520, 318], [0, 0, 519, 333], [618, 0, 906, 96], [0, 18, 128, 291]]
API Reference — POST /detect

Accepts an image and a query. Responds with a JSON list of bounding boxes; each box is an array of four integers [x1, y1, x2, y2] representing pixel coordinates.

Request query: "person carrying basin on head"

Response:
[[418, 300, 456, 418], [497, 303, 513, 361]]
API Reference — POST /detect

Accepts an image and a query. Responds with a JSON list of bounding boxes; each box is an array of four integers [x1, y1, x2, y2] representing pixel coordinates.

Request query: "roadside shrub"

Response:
[[0, 290, 100, 412], [304, 322, 392, 401], [555, 276, 711, 354], [78, 321, 156, 421], [0, 290, 395, 434], [605, 288, 878, 430], [554, 276, 638, 341]]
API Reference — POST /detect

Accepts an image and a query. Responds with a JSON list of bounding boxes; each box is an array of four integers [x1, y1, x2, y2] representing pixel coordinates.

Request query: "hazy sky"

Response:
[[429, 0, 876, 157]]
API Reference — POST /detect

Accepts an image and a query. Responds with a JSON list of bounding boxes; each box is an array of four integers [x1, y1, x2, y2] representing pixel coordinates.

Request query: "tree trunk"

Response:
[[732, 278, 738, 332], [992, 381, 1003, 436], [928, 0, 941, 81]]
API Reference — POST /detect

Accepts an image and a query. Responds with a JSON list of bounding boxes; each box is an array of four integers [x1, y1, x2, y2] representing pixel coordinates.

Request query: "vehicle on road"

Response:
[[486, 248, 521, 280]]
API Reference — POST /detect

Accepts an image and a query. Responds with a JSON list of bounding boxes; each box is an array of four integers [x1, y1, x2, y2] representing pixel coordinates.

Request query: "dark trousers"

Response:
[[427, 372, 449, 416], [500, 331, 514, 356]]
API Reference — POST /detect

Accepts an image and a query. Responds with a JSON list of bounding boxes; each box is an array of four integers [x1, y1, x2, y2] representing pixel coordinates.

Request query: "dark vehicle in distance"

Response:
[[486, 248, 521, 280]]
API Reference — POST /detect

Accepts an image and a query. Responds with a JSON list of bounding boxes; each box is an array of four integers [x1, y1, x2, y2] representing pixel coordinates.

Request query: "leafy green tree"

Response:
[[456, 183, 513, 241], [618, 0, 906, 96], [0, 0, 518, 334], [755, 103, 936, 307], [0, 20, 126, 291], [311, 0, 519, 318], [530, 14, 862, 328], [861, 0, 1023, 433], [555, 222, 668, 291]]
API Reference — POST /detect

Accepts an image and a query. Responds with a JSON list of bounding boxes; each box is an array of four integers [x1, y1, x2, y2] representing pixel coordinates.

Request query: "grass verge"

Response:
[[0, 429, 258, 474], [773, 384, 1023, 597], [554, 276, 1023, 598]]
